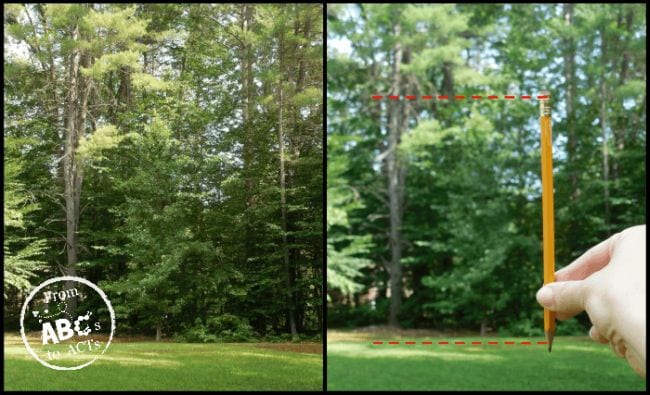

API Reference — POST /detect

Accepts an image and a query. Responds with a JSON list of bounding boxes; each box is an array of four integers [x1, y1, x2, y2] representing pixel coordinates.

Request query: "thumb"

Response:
[[536, 280, 589, 319]]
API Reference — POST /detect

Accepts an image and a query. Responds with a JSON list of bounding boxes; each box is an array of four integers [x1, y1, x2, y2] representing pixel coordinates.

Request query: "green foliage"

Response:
[[207, 314, 259, 342], [82, 5, 148, 44], [174, 324, 217, 343], [81, 51, 142, 78], [327, 300, 389, 328], [77, 124, 124, 161], [399, 119, 446, 155], [3, 138, 47, 297], [327, 135, 372, 298], [43, 4, 87, 29], [293, 87, 322, 108], [131, 72, 173, 91]]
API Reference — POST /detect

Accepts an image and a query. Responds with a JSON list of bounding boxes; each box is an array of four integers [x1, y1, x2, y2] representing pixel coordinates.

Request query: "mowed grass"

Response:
[[4, 334, 322, 391], [327, 330, 645, 391]]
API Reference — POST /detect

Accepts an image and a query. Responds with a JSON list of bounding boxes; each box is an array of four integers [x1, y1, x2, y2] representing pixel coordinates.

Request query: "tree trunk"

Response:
[[480, 318, 489, 336], [242, 4, 255, 209], [599, 25, 610, 228], [563, 4, 578, 199], [238, 5, 256, 289], [562, 3, 580, 253], [63, 15, 94, 317], [118, 66, 132, 108], [387, 22, 404, 328], [611, 8, 633, 188], [64, 22, 81, 317], [442, 62, 454, 97], [156, 322, 162, 341], [278, 29, 298, 339]]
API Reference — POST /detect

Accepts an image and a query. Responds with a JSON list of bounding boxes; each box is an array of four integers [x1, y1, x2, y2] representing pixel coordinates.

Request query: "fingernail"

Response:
[[537, 286, 554, 308]]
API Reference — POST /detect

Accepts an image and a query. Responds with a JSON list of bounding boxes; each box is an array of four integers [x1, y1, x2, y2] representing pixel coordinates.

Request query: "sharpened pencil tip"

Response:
[[545, 330, 554, 353]]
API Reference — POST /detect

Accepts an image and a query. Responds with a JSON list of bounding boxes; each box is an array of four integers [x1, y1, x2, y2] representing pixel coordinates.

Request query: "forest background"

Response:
[[5, 3, 323, 343], [327, 3, 645, 336]]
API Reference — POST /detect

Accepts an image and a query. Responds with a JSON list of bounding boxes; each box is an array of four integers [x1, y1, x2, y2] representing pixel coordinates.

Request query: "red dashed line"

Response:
[[372, 340, 549, 346], [371, 94, 549, 101]]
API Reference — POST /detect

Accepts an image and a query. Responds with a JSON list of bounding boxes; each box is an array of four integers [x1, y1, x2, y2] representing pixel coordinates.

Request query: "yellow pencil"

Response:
[[540, 91, 555, 352]]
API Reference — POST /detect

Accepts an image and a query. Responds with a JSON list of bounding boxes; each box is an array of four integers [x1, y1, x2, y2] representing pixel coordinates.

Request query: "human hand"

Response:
[[536, 225, 646, 378]]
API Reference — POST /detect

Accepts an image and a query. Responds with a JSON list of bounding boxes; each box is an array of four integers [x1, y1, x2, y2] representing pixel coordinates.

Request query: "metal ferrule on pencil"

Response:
[[540, 93, 551, 117]]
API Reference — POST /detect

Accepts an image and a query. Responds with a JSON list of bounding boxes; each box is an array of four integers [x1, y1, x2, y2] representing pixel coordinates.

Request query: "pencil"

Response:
[[539, 91, 555, 352]]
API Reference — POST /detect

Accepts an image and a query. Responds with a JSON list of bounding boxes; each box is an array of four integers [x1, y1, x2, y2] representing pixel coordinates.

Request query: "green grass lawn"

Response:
[[4, 334, 322, 390], [327, 330, 645, 391]]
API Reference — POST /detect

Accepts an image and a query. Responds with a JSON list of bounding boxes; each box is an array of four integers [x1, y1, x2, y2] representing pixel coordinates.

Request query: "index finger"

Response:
[[555, 232, 620, 282]]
